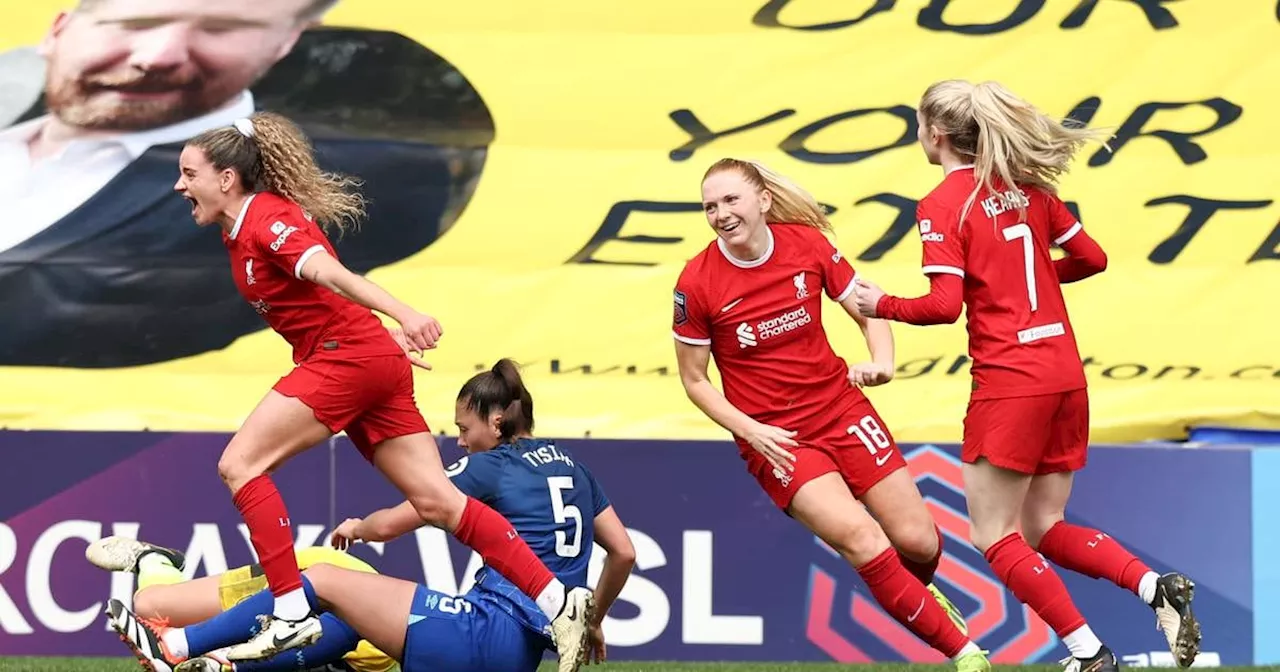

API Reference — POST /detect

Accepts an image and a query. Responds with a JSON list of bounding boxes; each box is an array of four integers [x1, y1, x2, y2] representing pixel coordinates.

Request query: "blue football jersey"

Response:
[[445, 438, 611, 639]]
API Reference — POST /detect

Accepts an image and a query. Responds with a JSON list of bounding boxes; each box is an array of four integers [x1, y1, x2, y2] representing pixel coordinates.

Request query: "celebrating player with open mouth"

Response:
[[672, 158, 989, 672], [88, 112, 594, 671], [854, 79, 1201, 671]]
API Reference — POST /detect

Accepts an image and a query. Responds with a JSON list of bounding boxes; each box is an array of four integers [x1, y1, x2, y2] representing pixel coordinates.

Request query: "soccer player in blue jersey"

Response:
[[104, 359, 637, 672]]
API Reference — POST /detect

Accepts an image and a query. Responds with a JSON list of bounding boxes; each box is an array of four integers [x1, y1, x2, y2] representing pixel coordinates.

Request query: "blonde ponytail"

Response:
[[703, 158, 832, 233], [920, 79, 1111, 222]]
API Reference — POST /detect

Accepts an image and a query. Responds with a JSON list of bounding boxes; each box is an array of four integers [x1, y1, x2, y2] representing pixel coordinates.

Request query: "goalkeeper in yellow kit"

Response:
[[87, 538, 395, 672]]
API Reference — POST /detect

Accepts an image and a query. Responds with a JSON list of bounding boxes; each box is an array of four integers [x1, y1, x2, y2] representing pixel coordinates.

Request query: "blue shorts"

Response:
[[401, 585, 547, 672]]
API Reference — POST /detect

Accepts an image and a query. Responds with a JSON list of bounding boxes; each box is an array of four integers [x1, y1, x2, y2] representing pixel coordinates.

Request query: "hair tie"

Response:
[[232, 118, 256, 138]]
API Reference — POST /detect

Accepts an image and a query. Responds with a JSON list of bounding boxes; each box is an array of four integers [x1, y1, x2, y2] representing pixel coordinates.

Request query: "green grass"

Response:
[[1, 661, 1277, 672]]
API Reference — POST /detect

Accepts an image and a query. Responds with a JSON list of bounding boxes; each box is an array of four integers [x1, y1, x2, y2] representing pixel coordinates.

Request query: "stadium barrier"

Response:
[[0, 430, 1272, 666]]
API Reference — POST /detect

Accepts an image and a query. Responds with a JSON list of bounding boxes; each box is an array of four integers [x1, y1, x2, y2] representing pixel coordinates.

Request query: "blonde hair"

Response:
[[187, 112, 365, 236], [919, 79, 1110, 222], [703, 158, 832, 233]]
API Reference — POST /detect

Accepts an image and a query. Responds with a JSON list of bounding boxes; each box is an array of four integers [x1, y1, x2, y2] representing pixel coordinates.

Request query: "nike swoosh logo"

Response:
[[272, 632, 303, 650], [875, 451, 893, 467], [721, 298, 744, 313], [907, 597, 926, 622], [565, 601, 578, 621]]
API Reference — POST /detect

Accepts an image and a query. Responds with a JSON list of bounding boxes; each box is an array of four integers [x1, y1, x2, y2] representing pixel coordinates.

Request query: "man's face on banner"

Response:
[[39, 0, 319, 131]]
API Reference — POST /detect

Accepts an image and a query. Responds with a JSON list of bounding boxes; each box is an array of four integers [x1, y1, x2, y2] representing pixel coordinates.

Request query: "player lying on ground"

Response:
[[852, 78, 1200, 672], [98, 359, 636, 672], [165, 111, 593, 670], [673, 158, 988, 672], [86, 543, 394, 672]]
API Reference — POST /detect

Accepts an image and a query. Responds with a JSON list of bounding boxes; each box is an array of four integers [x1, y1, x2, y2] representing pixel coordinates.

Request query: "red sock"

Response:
[[984, 532, 1085, 637], [858, 547, 968, 658], [898, 525, 943, 585], [232, 474, 301, 597], [1037, 521, 1150, 594], [453, 497, 556, 599]]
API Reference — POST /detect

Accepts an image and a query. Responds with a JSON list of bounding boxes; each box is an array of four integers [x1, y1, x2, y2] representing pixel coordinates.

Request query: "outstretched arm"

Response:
[[854, 274, 964, 326], [299, 251, 443, 351], [331, 502, 423, 546]]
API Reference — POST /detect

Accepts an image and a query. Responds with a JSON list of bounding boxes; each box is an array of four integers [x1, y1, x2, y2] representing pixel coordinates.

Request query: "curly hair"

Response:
[[186, 112, 366, 235]]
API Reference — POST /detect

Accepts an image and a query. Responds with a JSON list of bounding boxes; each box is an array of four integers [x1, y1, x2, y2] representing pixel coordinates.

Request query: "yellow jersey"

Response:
[[217, 547, 396, 672]]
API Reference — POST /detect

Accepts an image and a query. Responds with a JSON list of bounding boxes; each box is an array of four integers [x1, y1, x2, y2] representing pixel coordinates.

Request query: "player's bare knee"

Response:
[[217, 454, 265, 493], [131, 588, 160, 620], [300, 563, 338, 609], [216, 454, 247, 490], [1020, 512, 1062, 549], [410, 491, 457, 527], [301, 563, 336, 587], [968, 519, 1016, 554], [830, 521, 891, 566], [302, 562, 335, 581], [895, 523, 940, 563]]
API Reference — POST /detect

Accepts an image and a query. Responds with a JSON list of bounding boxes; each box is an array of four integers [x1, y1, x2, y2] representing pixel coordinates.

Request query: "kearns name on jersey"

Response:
[[979, 189, 1031, 219]]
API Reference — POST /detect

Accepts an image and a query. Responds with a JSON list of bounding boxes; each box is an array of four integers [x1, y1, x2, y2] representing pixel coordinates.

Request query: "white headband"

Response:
[[232, 118, 256, 138]]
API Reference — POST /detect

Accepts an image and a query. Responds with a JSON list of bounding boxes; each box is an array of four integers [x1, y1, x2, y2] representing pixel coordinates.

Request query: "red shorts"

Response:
[[274, 354, 429, 462], [962, 389, 1089, 475], [744, 401, 906, 511]]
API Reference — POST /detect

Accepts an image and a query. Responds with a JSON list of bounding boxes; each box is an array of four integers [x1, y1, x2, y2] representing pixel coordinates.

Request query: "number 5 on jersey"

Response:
[[547, 476, 582, 558]]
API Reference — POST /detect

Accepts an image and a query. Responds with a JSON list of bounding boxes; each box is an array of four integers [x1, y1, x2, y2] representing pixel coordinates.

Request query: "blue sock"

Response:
[[302, 576, 318, 610], [186, 577, 320, 656], [233, 613, 362, 672]]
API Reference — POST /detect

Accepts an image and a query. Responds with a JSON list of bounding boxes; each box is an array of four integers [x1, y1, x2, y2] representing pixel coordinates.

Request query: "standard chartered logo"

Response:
[[756, 307, 812, 339], [737, 307, 813, 349]]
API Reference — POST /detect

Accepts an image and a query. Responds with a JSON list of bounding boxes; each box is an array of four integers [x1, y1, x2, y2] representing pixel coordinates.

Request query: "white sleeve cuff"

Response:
[[834, 274, 858, 302], [294, 245, 326, 279], [922, 265, 965, 278], [1054, 222, 1083, 246], [673, 332, 712, 346]]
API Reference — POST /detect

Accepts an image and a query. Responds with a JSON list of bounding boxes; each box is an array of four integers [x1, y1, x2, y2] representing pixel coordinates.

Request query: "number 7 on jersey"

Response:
[[1002, 223, 1039, 312]]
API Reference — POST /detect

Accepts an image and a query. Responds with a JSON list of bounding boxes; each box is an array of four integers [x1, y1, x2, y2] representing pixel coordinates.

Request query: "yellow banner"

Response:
[[1, 1, 1277, 443]]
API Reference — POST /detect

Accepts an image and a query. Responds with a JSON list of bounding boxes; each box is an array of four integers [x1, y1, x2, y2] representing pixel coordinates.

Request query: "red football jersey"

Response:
[[222, 192, 402, 364], [672, 223, 864, 433], [916, 166, 1087, 399]]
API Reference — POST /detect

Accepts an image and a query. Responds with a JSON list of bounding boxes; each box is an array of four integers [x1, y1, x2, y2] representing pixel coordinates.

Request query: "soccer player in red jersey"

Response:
[[854, 80, 1201, 671], [673, 158, 990, 672], [104, 111, 596, 671]]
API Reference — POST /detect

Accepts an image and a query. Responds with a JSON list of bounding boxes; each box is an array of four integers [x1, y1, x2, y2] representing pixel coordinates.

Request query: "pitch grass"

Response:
[[2, 661, 1278, 672]]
